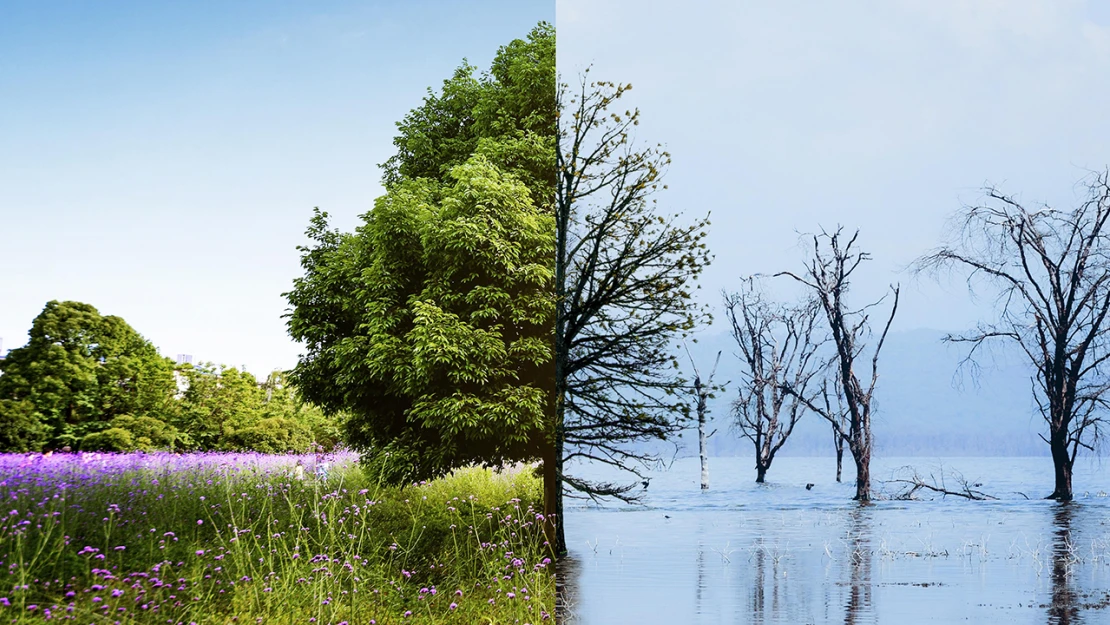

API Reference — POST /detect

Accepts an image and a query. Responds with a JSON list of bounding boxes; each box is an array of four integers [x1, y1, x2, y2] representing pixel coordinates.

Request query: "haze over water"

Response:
[[562, 456, 1110, 624]]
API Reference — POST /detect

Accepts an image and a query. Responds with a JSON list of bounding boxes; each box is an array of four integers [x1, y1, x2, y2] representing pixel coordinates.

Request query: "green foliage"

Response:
[[80, 426, 134, 452], [259, 370, 346, 449], [289, 158, 553, 482], [287, 23, 556, 485], [107, 414, 179, 450], [170, 365, 343, 453], [0, 399, 48, 452], [0, 302, 347, 454], [381, 22, 555, 211], [224, 416, 312, 454], [0, 300, 180, 449], [175, 363, 264, 450]]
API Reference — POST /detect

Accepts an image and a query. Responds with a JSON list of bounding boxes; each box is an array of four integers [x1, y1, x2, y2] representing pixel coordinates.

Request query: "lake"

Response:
[[559, 456, 1110, 624]]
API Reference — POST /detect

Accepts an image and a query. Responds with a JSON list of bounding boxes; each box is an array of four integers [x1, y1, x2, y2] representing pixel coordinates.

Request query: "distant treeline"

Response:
[[0, 300, 346, 453]]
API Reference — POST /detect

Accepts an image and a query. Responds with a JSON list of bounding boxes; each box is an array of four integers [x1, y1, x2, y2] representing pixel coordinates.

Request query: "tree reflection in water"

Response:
[[749, 539, 766, 625], [843, 505, 874, 625], [696, 535, 709, 620], [1048, 503, 1079, 625], [556, 553, 581, 624]]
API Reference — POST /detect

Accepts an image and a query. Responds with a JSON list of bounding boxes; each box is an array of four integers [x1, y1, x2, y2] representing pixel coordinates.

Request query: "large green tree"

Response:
[[286, 24, 556, 508], [0, 300, 179, 449], [287, 160, 553, 476]]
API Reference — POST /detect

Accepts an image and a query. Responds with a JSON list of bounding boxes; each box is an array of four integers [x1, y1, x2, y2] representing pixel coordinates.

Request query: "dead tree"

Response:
[[916, 172, 1110, 501], [683, 342, 722, 490], [778, 228, 899, 501], [723, 282, 823, 483], [820, 379, 849, 482]]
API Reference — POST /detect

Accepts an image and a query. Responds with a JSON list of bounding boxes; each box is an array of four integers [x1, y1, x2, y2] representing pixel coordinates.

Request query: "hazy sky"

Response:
[[557, 0, 1110, 335], [0, 0, 553, 376]]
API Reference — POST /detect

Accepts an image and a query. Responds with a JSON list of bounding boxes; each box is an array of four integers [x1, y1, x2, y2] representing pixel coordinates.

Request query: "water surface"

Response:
[[562, 456, 1110, 624]]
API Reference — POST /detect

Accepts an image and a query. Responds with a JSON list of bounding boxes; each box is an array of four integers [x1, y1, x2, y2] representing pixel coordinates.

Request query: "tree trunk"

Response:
[[554, 164, 569, 558], [835, 443, 844, 483], [1047, 432, 1074, 501], [548, 378, 567, 556], [853, 449, 870, 501], [755, 464, 767, 483], [698, 407, 709, 490], [549, 360, 568, 556], [542, 436, 561, 556]]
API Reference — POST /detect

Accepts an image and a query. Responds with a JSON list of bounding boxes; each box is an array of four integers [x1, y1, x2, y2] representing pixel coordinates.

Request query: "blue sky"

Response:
[[557, 0, 1110, 336], [0, 0, 553, 375]]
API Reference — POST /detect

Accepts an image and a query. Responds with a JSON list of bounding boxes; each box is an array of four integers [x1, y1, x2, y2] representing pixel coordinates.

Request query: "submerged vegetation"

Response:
[[0, 452, 553, 623]]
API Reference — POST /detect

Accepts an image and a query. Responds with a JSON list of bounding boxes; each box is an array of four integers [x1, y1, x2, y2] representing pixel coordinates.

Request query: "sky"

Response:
[[556, 0, 1110, 337], [0, 0, 554, 377]]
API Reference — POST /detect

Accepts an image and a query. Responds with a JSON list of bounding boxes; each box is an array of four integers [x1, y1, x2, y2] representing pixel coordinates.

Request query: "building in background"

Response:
[[172, 354, 194, 398]]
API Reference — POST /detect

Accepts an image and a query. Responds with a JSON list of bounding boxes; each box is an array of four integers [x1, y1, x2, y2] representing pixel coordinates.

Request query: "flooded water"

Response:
[[561, 456, 1110, 624]]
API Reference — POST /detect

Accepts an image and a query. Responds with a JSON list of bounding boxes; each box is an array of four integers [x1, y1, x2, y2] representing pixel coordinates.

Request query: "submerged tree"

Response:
[[554, 73, 711, 554], [723, 282, 823, 483], [916, 172, 1110, 501], [778, 229, 899, 501], [682, 342, 722, 490]]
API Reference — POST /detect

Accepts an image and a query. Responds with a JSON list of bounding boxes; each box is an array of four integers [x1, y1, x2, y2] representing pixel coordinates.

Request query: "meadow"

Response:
[[0, 452, 554, 624]]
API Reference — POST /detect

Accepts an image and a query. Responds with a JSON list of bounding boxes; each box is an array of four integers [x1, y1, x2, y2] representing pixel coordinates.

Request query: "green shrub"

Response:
[[225, 416, 313, 453], [0, 399, 48, 452], [110, 414, 178, 450], [80, 426, 134, 451]]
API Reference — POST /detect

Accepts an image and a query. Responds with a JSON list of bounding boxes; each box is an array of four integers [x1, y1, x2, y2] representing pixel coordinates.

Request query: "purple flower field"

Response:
[[0, 452, 553, 624]]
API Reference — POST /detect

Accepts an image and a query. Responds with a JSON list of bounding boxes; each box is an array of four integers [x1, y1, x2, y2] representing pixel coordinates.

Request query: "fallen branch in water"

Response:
[[886, 465, 998, 500]]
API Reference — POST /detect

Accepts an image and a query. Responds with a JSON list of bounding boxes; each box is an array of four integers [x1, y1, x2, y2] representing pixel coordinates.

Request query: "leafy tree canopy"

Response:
[[0, 399, 49, 452], [286, 22, 555, 484], [381, 22, 555, 210], [0, 300, 178, 448]]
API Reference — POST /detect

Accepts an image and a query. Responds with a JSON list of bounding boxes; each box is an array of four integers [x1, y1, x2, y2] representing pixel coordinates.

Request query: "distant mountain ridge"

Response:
[[675, 328, 1049, 458]]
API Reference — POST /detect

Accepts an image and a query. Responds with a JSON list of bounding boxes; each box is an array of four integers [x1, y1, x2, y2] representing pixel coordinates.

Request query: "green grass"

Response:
[[0, 453, 554, 624]]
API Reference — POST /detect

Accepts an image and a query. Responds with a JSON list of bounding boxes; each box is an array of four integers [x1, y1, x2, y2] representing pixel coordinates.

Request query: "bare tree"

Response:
[[723, 282, 823, 483], [554, 73, 712, 554], [823, 383, 848, 482], [916, 173, 1110, 501], [778, 228, 899, 501], [683, 342, 722, 490]]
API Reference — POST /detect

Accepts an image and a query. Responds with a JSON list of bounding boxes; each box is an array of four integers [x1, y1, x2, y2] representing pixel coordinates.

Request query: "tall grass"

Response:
[[0, 452, 554, 623]]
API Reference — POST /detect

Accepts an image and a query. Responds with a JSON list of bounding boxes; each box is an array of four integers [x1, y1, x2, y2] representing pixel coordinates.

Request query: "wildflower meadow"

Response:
[[0, 452, 554, 624]]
